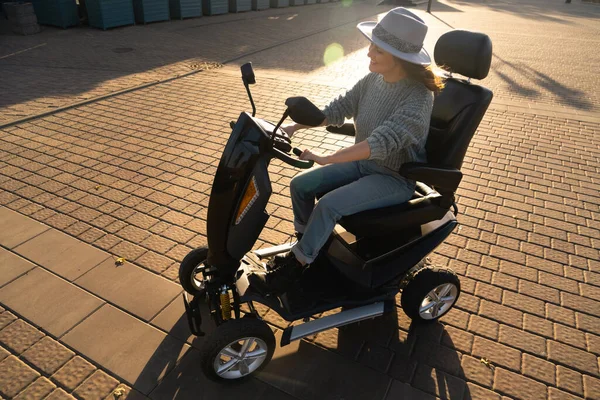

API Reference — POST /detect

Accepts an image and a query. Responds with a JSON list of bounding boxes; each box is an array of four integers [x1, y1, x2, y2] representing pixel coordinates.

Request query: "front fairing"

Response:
[[206, 112, 278, 274]]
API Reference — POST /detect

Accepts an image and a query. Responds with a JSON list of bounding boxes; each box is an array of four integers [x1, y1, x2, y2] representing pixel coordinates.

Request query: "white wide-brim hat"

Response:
[[357, 7, 431, 66]]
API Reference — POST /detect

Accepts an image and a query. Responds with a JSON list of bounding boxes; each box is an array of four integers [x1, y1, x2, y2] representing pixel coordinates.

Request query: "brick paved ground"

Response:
[[1, 0, 600, 399], [0, 2, 383, 125]]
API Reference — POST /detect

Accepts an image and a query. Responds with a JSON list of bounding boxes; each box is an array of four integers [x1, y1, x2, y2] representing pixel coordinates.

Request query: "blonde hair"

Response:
[[396, 58, 445, 95]]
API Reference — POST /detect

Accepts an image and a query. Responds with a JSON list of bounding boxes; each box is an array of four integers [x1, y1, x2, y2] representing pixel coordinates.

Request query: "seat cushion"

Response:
[[338, 184, 448, 238]]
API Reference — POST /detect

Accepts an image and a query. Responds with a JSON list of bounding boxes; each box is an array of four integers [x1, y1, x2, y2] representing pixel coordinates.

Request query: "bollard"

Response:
[[427, 0, 432, 12]]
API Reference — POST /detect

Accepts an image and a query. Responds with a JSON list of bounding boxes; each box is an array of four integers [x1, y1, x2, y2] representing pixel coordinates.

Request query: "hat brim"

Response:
[[357, 21, 431, 66]]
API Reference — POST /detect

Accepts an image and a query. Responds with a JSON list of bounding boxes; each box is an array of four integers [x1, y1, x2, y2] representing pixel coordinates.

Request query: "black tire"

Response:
[[200, 318, 276, 382], [179, 247, 209, 296], [401, 267, 461, 323]]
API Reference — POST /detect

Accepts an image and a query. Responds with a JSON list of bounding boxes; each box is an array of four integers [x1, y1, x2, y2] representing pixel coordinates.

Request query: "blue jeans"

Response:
[[290, 160, 416, 264]]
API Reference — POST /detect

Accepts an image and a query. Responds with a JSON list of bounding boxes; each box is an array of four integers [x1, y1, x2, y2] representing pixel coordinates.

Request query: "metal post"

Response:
[[427, 0, 432, 13]]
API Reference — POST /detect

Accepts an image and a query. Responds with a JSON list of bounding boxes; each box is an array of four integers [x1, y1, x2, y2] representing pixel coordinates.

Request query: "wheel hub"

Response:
[[419, 283, 458, 320], [214, 337, 268, 379]]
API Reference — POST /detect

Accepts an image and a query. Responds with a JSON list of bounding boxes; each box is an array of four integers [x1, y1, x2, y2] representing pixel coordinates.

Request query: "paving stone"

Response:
[[385, 380, 436, 400], [13, 377, 56, 400], [151, 348, 296, 400], [498, 325, 546, 356], [313, 326, 364, 360], [554, 323, 587, 350], [0, 207, 49, 249], [412, 363, 466, 400], [413, 338, 462, 376], [460, 355, 494, 389], [51, 356, 96, 392], [577, 313, 600, 336], [587, 333, 600, 356], [75, 259, 180, 322], [524, 313, 554, 339], [62, 305, 189, 395], [547, 340, 599, 376], [0, 319, 44, 354], [522, 353, 556, 386], [0, 346, 10, 362], [441, 325, 474, 354], [357, 342, 394, 373], [502, 290, 545, 317], [74, 370, 120, 400], [468, 315, 499, 340], [0, 311, 17, 331], [548, 387, 584, 400], [256, 331, 390, 400], [0, 268, 104, 337], [465, 382, 501, 400], [150, 296, 213, 350], [557, 366, 584, 397], [479, 301, 522, 329], [547, 303, 576, 327], [13, 229, 110, 281], [46, 388, 77, 400], [583, 375, 600, 400], [493, 367, 546, 400], [439, 308, 470, 330], [472, 336, 521, 372], [0, 355, 40, 398], [22, 337, 74, 375], [0, 248, 36, 288]]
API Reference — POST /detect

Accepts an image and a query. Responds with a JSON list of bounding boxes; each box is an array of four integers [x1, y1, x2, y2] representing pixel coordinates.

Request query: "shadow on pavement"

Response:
[[0, 3, 390, 121], [442, 0, 598, 22], [125, 297, 470, 399], [492, 54, 593, 110]]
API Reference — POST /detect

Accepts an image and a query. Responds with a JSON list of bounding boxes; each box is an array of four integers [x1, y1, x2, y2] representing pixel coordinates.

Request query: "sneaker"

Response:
[[249, 253, 304, 295]]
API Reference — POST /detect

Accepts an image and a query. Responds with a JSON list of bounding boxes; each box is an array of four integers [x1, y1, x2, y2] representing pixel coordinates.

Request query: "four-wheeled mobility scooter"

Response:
[[179, 29, 493, 381]]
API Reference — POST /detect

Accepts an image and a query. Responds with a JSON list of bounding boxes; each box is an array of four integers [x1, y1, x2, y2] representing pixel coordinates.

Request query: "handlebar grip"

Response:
[[271, 148, 314, 169], [293, 148, 302, 157]]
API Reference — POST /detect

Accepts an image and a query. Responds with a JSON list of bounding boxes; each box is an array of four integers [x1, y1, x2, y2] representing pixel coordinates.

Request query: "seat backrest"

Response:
[[426, 30, 494, 169]]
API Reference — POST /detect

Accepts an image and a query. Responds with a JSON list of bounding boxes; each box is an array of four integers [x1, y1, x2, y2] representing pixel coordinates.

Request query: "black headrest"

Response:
[[434, 30, 492, 80]]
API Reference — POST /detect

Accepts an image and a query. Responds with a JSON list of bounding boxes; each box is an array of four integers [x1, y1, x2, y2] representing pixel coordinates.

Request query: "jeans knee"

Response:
[[290, 173, 312, 198], [314, 194, 340, 220]]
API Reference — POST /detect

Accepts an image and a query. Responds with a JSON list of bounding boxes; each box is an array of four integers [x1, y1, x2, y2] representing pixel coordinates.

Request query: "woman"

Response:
[[253, 7, 444, 294]]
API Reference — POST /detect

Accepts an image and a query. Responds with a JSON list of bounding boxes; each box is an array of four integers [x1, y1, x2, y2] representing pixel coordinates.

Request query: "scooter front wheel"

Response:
[[179, 247, 209, 296], [200, 318, 276, 382], [401, 267, 460, 323]]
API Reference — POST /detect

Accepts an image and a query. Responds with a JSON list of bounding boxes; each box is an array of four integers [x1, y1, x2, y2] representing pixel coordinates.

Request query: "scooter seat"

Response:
[[338, 182, 448, 238]]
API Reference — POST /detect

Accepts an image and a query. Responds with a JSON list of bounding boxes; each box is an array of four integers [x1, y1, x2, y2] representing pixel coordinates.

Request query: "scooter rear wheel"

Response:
[[401, 267, 460, 323], [179, 247, 209, 296], [200, 318, 276, 382]]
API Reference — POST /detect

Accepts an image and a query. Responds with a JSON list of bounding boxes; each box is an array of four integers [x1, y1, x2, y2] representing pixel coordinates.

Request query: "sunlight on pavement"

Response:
[[323, 43, 345, 66]]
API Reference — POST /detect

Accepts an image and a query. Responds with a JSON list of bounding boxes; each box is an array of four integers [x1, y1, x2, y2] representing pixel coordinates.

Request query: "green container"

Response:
[[203, 0, 227, 14], [133, 0, 169, 23], [229, 0, 250, 12], [30, 0, 79, 28], [86, 0, 135, 29], [270, 0, 287, 7], [170, 0, 201, 18], [251, 0, 268, 9]]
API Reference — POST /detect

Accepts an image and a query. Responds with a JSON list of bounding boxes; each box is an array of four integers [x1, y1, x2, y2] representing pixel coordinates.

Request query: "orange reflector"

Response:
[[235, 177, 259, 225]]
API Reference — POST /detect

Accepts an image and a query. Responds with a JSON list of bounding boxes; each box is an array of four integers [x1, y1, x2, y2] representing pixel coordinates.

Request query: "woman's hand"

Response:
[[299, 149, 329, 165]]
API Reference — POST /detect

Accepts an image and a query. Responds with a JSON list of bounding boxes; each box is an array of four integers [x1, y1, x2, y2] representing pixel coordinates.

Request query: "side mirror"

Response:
[[285, 97, 325, 127], [241, 63, 256, 85]]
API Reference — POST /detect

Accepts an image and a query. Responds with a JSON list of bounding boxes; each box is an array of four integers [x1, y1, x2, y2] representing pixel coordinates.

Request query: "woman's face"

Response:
[[367, 43, 400, 76]]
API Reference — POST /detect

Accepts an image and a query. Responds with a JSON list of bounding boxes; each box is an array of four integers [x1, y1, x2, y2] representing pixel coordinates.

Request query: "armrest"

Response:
[[326, 123, 355, 136], [400, 163, 463, 192]]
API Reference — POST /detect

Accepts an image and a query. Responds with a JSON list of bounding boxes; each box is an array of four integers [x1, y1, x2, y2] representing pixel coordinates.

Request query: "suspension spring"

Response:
[[220, 289, 231, 321]]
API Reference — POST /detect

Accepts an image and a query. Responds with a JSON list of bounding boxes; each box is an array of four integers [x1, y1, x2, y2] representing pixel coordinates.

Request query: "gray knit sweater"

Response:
[[323, 72, 434, 171]]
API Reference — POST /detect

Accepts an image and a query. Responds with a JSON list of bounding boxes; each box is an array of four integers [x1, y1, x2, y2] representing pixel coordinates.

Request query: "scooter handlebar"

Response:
[[270, 147, 314, 169]]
